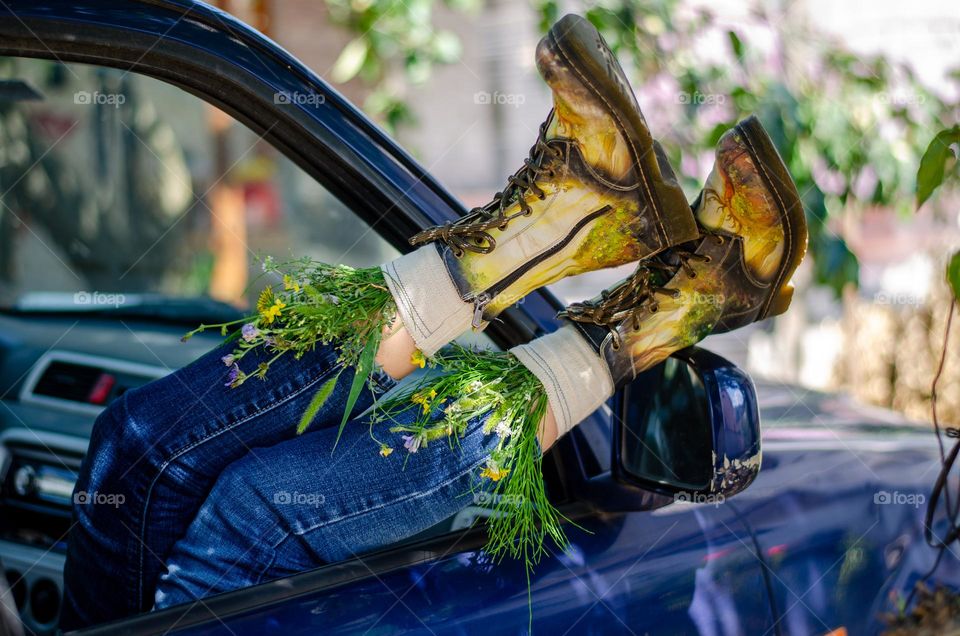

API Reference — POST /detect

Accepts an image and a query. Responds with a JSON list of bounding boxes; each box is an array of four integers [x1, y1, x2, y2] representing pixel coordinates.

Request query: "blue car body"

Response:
[[0, 2, 955, 634]]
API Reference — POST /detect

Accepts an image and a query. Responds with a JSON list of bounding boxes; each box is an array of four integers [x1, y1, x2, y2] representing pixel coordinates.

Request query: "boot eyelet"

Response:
[[704, 256, 712, 263], [690, 272, 697, 279], [611, 342, 621, 351], [538, 193, 546, 200], [522, 209, 533, 217], [649, 304, 659, 313], [453, 249, 464, 258]]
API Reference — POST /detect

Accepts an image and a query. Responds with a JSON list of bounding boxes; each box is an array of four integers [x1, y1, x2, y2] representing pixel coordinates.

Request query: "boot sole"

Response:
[[734, 115, 808, 320], [545, 15, 699, 250]]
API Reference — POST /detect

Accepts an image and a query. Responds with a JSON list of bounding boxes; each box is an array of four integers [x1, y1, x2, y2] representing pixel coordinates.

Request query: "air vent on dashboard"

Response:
[[32, 361, 105, 403], [19, 351, 168, 414]]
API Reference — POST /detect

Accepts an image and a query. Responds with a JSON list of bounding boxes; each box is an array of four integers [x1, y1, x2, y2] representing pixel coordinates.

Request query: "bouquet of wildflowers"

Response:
[[371, 345, 571, 583], [182, 256, 396, 441], [186, 255, 572, 611]]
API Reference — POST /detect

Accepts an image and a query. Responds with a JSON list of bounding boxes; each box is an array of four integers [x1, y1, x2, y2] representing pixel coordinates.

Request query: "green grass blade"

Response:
[[332, 331, 380, 450], [297, 372, 341, 434]]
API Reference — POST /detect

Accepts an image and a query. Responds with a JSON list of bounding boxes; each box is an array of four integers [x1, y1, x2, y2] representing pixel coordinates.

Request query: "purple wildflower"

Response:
[[402, 434, 421, 453], [241, 323, 259, 342], [221, 353, 235, 367], [225, 363, 240, 387]]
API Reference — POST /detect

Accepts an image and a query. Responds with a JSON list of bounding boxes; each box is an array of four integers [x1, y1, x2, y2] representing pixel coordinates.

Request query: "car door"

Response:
[[1, 2, 779, 635], [93, 411, 779, 636], [107, 503, 781, 636]]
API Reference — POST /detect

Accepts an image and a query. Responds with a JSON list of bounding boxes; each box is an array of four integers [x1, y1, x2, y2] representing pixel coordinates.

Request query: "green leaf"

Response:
[[727, 30, 745, 62], [706, 121, 736, 146], [947, 251, 960, 302], [916, 126, 960, 209], [331, 37, 369, 83], [332, 330, 380, 450], [297, 372, 341, 435]]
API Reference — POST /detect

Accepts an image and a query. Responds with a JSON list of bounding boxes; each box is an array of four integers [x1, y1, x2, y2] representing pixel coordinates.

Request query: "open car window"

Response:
[[0, 57, 402, 311]]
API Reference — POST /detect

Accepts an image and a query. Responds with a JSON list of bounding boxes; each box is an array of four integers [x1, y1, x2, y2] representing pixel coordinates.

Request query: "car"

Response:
[[0, 1, 955, 634]]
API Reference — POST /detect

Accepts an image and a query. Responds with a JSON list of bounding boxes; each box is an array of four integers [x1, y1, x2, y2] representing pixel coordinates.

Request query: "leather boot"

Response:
[[409, 14, 699, 327], [562, 116, 808, 385]]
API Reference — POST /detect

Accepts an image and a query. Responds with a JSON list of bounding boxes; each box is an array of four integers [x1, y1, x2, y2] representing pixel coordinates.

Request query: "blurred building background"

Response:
[[214, 1, 960, 423]]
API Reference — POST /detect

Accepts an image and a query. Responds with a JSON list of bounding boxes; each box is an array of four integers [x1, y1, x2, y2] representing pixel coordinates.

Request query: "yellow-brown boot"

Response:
[[400, 14, 699, 335], [561, 116, 808, 385]]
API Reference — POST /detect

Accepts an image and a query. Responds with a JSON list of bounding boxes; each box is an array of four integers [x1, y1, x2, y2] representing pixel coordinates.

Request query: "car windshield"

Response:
[[0, 57, 398, 319]]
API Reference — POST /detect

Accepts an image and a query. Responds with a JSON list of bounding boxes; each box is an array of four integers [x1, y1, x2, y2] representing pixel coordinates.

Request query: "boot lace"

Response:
[[560, 238, 722, 350], [409, 113, 566, 256]]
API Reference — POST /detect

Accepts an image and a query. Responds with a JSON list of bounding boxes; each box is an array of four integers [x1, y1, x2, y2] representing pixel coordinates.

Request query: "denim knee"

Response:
[[199, 452, 285, 537]]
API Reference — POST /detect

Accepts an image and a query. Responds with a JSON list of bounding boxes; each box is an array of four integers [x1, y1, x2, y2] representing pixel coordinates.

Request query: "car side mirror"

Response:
[[572, 346, 761, 512]]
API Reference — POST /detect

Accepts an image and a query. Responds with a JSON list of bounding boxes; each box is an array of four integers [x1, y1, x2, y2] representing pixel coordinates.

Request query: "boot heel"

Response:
[[764, 283, 794, 319]]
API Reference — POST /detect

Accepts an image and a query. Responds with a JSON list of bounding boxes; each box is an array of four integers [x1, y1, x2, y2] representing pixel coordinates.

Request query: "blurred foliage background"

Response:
[[320, 0, 959, 298]]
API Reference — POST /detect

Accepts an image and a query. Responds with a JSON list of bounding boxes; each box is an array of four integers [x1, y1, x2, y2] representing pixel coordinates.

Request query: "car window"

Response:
[[0, 57, 401, 311]]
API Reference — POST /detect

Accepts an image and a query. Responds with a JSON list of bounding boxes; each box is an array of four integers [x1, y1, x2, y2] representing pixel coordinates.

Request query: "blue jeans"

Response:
[[61, 340, 502, 630]]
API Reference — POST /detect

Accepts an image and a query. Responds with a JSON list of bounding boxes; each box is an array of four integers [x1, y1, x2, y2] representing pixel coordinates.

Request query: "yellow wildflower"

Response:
[[256, 286, 275, 314], [410, 349, 426, 368], [411, 388, 438, 413], [261, 300, 286, 324], [379, 445, 394, 457], [282, 274, 300, 293], [480, 465, 510, 482]]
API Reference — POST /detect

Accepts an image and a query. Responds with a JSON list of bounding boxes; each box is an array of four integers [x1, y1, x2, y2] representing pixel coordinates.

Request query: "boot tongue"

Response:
[[646, 249, 683, 287], [543, 105, 634, 181]]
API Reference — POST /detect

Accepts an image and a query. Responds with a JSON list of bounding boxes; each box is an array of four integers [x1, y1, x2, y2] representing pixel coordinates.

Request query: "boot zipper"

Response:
[[470, 204, 613, 328], [472, 292, 492, 329]]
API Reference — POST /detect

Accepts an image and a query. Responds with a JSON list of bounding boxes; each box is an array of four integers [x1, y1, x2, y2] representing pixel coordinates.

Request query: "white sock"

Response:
[[510, 324, 614, 438], [381, 246, 475, 356]]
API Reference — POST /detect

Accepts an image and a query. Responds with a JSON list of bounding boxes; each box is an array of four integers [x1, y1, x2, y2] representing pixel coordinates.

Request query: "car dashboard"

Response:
[[0, 312, 222, 634]]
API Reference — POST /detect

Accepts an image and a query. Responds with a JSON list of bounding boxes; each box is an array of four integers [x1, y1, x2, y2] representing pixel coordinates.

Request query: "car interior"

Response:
[[0, 57, 543, 634]]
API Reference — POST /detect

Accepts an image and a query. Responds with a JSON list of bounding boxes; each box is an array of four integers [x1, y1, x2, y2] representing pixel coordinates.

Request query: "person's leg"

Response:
[[65, 12, 686, 621], [61, 311, 551, 629], [109, 19, 688, 603], [152, 396, 504, 607], [151, 114, 808, 610], [60, 340, 392, 629]]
